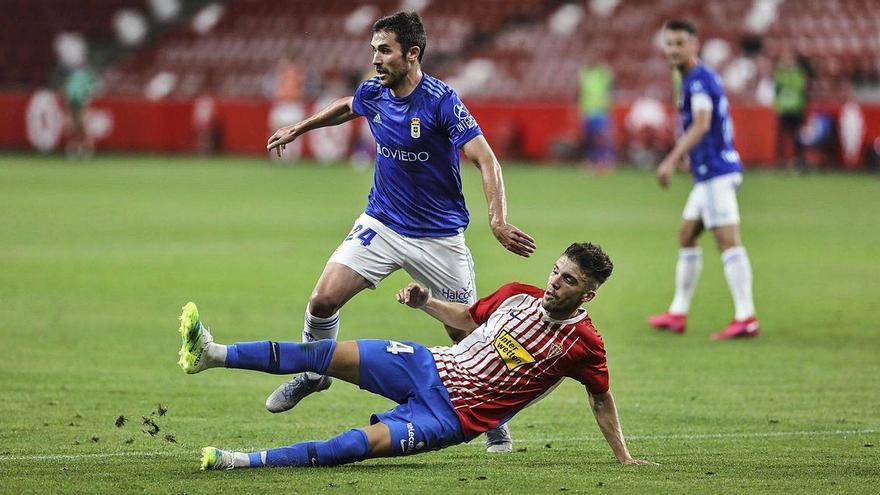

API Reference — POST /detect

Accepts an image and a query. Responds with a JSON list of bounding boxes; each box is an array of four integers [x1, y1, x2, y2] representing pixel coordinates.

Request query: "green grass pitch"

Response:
[[0, 154, 878, 493]]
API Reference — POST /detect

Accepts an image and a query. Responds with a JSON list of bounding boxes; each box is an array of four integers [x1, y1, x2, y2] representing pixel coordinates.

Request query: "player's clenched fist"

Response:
[[266, 125, 300, 157], [397, 283, 430, 308]]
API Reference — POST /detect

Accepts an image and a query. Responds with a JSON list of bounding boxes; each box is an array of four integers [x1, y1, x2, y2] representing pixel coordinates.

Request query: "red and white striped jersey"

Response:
[[429, 282, 609, 438]]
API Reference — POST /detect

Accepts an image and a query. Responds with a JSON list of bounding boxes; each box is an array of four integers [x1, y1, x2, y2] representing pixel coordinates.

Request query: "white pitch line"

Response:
[[635, 428, 880, 441], [1, 429, 876, 462], [547, 428, 880, 443], [0, 451, 184, 462]]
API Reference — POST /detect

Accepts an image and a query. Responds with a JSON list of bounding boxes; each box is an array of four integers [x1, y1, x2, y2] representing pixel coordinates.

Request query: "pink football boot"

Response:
[[710, 317, 760, 340], [647, 312, 687, 334]]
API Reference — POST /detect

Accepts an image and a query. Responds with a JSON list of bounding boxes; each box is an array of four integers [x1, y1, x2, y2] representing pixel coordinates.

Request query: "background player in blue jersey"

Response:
[[265, 12, 536, 451], [648, 20, 760, 340]]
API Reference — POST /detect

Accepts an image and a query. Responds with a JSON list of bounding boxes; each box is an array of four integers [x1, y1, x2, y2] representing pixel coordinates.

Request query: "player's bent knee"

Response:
[[678, 226, 701, 247], [308, 293, 342, 318]]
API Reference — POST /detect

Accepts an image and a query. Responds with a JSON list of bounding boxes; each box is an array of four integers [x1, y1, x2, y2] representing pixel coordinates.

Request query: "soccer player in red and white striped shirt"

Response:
[[181, 242, 653, 470]]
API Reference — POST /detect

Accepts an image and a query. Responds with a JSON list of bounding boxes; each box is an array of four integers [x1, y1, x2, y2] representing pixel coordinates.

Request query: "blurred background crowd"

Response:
[[2, 0, 879, 170]]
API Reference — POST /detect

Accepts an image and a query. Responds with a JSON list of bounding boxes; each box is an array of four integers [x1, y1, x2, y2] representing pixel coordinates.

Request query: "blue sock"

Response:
[[224, 340, 336, 375], [247, 429, 370, 468]]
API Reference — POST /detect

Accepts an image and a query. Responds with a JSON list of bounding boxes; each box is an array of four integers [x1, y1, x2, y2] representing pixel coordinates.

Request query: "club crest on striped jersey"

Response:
[[410, 117, 421, 138], [493, 330, 535, 371]]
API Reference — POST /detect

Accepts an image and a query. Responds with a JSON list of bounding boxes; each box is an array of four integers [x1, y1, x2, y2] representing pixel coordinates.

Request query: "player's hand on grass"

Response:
[[267, 125, 301, 157], [397, 283, 430, 308], [656, 158, 676, 189], [620, 457, 658, 466], [491, 222, 536, 257]]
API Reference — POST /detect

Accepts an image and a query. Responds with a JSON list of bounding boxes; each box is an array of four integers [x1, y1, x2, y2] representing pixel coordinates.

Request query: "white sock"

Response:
[[205, 343, 227, 367], [721, 246, 756, 320], [302, 310, 339, 380], [232, 451, 251, 468], [668, 247, 703, 315]]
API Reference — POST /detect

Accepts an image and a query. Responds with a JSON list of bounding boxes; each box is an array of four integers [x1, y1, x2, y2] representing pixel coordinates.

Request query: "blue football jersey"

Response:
[[679, 64, 742, 182], [351, 74, 482, 237]]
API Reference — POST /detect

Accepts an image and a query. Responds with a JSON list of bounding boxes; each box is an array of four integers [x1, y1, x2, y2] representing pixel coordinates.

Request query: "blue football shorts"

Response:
[[356, 339, 465, 455]]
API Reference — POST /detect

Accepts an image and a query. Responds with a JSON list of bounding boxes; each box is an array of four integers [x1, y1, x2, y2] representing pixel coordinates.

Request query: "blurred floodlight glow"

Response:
[[626, 96, 667, 131], [54, 32, 87, 68], [192, 4, 224, 35], [589, 0, 620, 18], [114, 9, 148, 46], [745, 0, 782, 34], [399, 0, 430, 12], [346, 5, 380, 35], [549, 4, 584, 37], [145, 72, 178, 100], [702, 39, 732, 69], [149, 0, 181, 23], [447, 59, 496, 97], [722, 57, 757, 94]]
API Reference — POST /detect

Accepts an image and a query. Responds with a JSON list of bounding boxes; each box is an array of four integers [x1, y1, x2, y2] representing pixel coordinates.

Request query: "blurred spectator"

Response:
[[773, 48, 808, 170], [63, 64, 97, 159], [264, 55, 307, 162], [349, 68, 378, 169], [798, 112, 834, 170], [722, 36, 766, 101], [866, 137, 880, 173], [192, 94, 221, 155], [624, 95, 670, 170], [578, 63, 615, 171]]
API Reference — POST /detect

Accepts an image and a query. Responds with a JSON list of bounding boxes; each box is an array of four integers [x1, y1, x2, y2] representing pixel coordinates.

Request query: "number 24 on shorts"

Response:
[[345, 224, 377, 246]]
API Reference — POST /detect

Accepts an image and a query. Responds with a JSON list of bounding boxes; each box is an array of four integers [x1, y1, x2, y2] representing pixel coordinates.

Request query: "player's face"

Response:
[[543, 256, 595, 318], [663, 29, 698, 70], [371, 30, 416, 88]]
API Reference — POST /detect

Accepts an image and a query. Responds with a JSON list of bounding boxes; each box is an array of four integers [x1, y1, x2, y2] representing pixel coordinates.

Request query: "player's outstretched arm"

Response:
[[587, 389, 657, 465], [656, 108, 711, 189], [396, 283, 478, 332], [462, 136, 536, 258], [267, 96, 358, 157]]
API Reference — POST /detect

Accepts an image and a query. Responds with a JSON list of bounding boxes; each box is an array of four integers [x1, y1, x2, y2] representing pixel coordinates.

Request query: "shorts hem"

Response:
[[705, 220, 740, 229]]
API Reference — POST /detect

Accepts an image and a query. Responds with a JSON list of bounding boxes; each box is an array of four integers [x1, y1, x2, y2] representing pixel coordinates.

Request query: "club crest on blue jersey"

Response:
[[410, 117, 421, 138]]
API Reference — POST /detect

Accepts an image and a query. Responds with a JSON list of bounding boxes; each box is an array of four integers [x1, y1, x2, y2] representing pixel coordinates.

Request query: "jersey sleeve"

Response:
[[690, 92, 713, 113], [688, 78, 708, 97], [568, 335, 609, 394], [351, 79, 377, 117], [439, 91, 483, 149], [468, 282, 542, 325]]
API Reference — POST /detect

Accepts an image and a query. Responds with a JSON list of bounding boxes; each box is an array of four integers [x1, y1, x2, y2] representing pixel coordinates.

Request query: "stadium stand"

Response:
[[3, 0, 877, 103]]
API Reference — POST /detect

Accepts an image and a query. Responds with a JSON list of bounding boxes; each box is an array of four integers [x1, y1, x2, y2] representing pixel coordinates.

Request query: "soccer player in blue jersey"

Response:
[[265, 12, 535, 451], [648, 20, 760, 340]]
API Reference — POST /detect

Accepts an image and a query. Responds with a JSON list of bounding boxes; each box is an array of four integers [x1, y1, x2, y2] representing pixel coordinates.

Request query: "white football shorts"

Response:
[[682, 172, 742, 228], [328, 213, 477, 304]]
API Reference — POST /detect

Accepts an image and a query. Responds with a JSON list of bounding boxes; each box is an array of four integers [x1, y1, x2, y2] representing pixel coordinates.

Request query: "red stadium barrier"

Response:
[[2, 90, 878, 168]]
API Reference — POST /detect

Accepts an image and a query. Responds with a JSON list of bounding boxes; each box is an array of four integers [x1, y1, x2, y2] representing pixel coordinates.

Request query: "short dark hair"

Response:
[[664, 19, 697, 36], [564, 242, 613, 289], [373, 11, 427, 62]]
